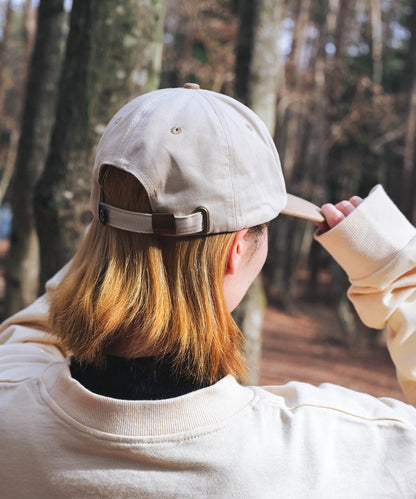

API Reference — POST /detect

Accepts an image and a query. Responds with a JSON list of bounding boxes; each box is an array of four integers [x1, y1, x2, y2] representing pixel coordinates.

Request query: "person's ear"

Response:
[[225, 228, 250, 275]]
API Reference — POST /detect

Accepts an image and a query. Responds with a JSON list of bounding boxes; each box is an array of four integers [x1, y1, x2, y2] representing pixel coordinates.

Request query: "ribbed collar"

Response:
[[40, 361, 254, 437]]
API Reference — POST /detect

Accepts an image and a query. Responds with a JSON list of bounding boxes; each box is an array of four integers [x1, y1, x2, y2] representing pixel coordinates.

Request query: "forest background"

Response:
[[0, 0, 415, 387]]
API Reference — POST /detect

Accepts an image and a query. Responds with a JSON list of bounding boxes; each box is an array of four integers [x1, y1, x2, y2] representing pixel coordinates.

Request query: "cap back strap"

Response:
[[98, 202, 209, 236]]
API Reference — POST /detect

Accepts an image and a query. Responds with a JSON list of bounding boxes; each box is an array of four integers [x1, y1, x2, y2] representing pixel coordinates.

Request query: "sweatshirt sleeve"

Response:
[[0, 263, 69, 356], [315, 185, 416, 405]]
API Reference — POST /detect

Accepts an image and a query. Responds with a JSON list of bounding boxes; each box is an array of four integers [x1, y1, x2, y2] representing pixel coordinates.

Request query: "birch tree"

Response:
[[234, 0, 284, 384]]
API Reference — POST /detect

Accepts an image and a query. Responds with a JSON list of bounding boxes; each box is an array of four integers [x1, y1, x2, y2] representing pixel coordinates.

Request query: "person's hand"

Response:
[[316, 196, 363, 234]]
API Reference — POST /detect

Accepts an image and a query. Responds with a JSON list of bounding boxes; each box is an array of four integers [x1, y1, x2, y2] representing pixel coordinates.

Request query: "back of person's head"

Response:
[[50, 165, 254, 384], [49, 84, 322, 384]]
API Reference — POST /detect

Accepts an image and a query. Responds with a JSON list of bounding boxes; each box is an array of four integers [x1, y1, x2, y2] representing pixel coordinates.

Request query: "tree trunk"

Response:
[[233, 277, 266, 385], [234, 0, 257, 103], [0, 0, 14, 204], [22, 0, 36, 63], [34, 0, 166, 289], [404, 74, 416, 223], [402, 0, 416, 222], [247, 0, 283, 133], [4, 0, 65, 316], [0, 128, 18, 204], [370, 0, 383, 87], [0, 0, 12, 122], [280, 0, 311, 184], [234, 0, 283, 384], [266, 0, 313, 306]]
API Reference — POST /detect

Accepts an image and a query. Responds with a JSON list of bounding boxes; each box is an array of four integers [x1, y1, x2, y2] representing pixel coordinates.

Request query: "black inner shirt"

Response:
[[70, 355, 211, 400]]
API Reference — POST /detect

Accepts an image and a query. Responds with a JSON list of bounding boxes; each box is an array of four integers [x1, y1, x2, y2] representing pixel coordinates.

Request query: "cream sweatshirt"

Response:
[[0, 185, 416, 498]]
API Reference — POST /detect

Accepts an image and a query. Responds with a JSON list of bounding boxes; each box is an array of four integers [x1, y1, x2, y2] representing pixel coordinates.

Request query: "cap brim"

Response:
[[281, 193, 324, 223]]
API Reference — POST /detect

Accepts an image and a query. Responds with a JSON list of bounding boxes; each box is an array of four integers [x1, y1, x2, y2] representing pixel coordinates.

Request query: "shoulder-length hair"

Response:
[[49, 165, 246, 384]]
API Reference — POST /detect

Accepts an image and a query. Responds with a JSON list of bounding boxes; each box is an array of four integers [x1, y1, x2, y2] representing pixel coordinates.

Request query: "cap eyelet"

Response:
[[171, 126, 182, 135], [98, 204, 108, 225]]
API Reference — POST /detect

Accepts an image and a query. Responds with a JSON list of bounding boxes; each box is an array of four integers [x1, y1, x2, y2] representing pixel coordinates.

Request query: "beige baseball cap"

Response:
[[91, 84, 323, 236]]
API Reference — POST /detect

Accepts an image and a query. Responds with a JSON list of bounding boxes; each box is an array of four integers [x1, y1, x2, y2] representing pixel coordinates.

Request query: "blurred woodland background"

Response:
[[0, 0, 415, 384]]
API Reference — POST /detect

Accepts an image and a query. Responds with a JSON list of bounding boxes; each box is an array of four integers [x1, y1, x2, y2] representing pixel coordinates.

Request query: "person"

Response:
[[1, 84, 415, 498]]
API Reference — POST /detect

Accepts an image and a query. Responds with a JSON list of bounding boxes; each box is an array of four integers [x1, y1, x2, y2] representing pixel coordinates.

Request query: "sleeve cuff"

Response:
[[315, 185, 416, 280]]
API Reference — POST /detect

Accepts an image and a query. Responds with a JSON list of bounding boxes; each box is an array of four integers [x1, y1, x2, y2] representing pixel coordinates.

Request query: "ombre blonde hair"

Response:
[[49, 165, 246, 384]]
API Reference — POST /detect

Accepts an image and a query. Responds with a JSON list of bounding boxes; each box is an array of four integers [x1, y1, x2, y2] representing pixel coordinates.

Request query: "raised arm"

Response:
[[315, 186, 416, 406]]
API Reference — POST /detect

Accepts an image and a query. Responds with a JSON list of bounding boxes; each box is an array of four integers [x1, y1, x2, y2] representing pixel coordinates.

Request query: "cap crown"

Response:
[[91, 87, 287, 234]]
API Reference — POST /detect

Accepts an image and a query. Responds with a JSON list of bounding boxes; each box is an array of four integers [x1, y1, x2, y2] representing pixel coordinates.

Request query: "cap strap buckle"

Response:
[[195, 206, 210, 234]]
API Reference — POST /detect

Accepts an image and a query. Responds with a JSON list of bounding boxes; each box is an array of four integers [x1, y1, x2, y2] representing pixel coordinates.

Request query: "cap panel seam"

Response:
[[106, 89, 174, 207], [115, 89, 172, 160], [198, 91, 238, 229]]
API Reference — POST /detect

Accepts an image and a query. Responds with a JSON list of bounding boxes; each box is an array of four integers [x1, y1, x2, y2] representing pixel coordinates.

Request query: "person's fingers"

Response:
[[321, 203, 345, 229], [319, 195, 363, 233], [335, 200, 355, 217], [314, 220, 330, 234], [349, 195, 363, 208]]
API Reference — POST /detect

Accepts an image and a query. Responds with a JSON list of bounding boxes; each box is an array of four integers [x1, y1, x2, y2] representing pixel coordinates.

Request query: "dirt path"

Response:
[[259, 304, 405, 401]]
